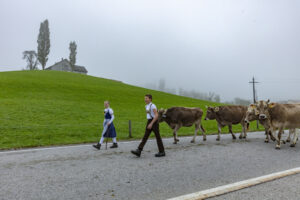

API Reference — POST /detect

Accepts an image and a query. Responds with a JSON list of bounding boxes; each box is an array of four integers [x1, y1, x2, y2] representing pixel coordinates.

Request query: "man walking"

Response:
[[131, 94, 165, 157]]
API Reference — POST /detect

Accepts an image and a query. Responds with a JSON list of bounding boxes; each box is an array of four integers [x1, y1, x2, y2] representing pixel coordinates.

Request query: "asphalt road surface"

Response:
[[1, 131, 300, 200], [212, 173, 300, 200]]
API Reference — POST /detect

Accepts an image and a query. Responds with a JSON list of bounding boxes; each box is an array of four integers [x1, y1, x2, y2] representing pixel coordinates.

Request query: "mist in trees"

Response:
[[224, 98, 251, 106], [22, 51, 38, 70], [178, 89, 221, 102], [158, 78, 166, 91], [145, 78, 251, 104], [69, 41, 77, 71], [37, 19, 50, 70], [145, 78, 221, 102]]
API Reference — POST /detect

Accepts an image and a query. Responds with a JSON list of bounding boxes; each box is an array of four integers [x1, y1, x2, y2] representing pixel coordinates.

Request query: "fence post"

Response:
[[129, 120, 132, 138]]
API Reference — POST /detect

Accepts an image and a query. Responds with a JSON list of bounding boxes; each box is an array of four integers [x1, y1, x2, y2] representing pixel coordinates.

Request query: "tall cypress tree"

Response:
[[37, 19, 50, 70], [69, 41, 77, 71]]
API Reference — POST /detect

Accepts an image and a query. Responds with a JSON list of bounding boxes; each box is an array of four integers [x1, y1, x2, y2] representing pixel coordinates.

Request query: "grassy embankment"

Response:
[[0, 70, 260, 149]]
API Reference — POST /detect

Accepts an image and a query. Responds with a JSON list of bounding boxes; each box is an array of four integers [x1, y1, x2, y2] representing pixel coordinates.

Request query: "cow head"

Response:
[[158, 108, 167, 123], [244, 104, 259, 123], [255, 99, 276, 120], [204, 106, 218, 120]]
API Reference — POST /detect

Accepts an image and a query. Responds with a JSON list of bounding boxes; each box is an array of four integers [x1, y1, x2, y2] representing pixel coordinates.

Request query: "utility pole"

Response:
[[249, 77, 259, 129]]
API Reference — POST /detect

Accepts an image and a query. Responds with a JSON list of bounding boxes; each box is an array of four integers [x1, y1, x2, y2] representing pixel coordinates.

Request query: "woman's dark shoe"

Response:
[[155, 152, 165, 157], [110, 143, 118, 148], [131, 149, 141, 157], [93, 143, 101, 150]]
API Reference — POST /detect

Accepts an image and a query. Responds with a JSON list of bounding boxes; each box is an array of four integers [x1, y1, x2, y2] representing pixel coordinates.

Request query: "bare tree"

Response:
[[214, 94, 221, 103], [37, 19, 50, 70], [207, 92, 216, 101], [69, 41, 77, 71], [23, 51, 38, 70]]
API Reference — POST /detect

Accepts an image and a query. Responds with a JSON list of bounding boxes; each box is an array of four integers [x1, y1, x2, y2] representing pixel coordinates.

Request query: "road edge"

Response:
[[167, 167, 300, 200]]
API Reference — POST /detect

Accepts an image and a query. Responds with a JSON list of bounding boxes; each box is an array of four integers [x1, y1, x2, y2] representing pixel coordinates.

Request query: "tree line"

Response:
[[22, 19, 77, 71]]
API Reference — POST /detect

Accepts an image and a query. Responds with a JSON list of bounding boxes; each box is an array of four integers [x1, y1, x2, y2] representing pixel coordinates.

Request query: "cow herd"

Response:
[[158, 100, 300, 150]]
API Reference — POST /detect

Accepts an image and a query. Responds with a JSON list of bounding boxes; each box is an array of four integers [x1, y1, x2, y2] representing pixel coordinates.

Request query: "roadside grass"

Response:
[[0, 70, 261, 149]]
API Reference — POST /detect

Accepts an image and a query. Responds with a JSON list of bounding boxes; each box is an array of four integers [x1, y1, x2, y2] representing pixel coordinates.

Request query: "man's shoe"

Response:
[[131, 149, 141, 157], [110, 143, 118, 148], [155, 152, 165, 157], [93, 143, 101, 150]]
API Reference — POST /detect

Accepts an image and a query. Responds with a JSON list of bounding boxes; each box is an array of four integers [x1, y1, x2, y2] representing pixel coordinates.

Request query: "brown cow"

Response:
[[244, 104, 276, 143], [204, 105, 249, 140], [254, 100, 300, 149], [245, 104, 295, 143], [158, 107, 206, 144]]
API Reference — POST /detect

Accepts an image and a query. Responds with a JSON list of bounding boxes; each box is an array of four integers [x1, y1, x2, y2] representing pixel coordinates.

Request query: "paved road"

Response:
[[0, 132, 300, 200], [212, 173, 300, 200]]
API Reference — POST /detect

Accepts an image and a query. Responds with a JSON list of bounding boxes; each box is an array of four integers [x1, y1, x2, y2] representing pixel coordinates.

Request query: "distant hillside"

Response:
[[0, 70, 258, 149]]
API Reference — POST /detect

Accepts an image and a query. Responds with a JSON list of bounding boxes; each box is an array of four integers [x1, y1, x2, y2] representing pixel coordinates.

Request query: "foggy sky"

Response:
[[0, 0, 300, 101]]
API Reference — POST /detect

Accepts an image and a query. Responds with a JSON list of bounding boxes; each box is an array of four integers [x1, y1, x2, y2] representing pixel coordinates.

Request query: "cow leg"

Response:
[[269, 128, 276, 141], [175, 125, 181, 142], [191, 123, 199, 143], [242, 123, 248, 139], [264, 129, 269, 143], [239, 123, 247, 139], [239, 122, 247, 139], [239, 125, 243, 139], [173, 125, 180, 144], [229, 125, 236, 140], [200, 124, 206, 141], [286, 129, 293, 143], [290, 129, 298, 147], [216, 123, 221, 141], [275, 127, 284, 149]]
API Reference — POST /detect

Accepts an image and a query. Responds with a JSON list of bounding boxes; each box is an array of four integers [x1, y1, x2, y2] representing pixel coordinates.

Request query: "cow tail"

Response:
[[247, 123, 250, 131], [201, 124, 206, 132]]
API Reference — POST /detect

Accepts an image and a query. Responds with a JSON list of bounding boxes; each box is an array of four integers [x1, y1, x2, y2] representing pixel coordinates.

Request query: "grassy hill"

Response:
[[0, 70, 259, 149]]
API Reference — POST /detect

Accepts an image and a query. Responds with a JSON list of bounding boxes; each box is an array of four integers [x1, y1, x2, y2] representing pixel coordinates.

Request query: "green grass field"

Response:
[[0, 70, 260, 149]]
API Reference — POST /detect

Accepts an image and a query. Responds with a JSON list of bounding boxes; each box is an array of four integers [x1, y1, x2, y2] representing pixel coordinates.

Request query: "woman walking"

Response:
[[93, 101, 118, 150]]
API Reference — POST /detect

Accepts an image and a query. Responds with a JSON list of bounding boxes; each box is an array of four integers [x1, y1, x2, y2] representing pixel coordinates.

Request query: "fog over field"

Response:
[[0, 0, 300, 102]]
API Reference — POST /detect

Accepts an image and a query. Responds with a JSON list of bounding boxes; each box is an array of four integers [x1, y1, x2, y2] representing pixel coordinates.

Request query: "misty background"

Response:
[[1, 0, 300, 103]]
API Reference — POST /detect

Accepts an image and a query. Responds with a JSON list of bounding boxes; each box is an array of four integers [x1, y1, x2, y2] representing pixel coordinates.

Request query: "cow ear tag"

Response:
[[268, 103, 275, 108]]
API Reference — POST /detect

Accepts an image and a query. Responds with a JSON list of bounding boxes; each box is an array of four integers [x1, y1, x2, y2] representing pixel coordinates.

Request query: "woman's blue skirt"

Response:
[[104, 122, 117, 138]]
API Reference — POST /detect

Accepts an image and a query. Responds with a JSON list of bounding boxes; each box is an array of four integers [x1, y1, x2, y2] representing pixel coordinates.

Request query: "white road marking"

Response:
[[167, 167, 300, 200]]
